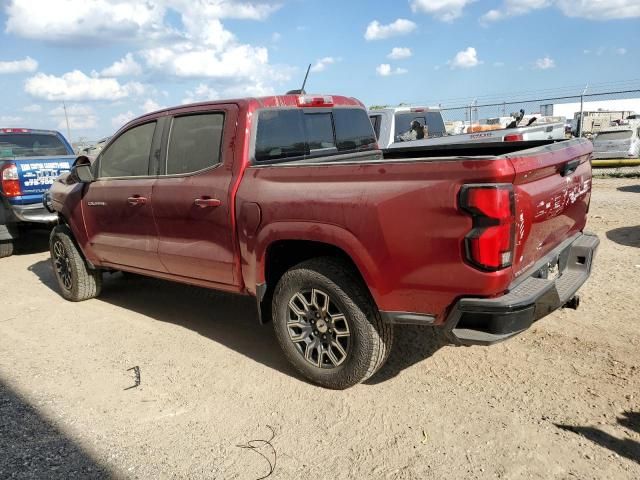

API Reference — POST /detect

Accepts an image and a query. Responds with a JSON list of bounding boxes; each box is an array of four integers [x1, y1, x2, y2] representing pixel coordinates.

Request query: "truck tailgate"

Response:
[[8, 156, 74, 204], [506, 138, 593, 278]]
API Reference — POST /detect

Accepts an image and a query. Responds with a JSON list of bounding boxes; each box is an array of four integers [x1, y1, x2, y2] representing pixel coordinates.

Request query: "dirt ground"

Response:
[[1, 177, 639, 480]]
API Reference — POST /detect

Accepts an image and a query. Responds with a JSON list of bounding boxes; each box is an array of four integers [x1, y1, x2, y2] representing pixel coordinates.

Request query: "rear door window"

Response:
[[369, 115, 382, 139], [254, 108, 375, 163], [166, 113, 224, 175], [100, 122, 156, 178]]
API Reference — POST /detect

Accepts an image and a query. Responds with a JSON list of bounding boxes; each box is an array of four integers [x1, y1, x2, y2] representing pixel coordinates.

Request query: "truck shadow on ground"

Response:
[[28, 260, 301, 382], [29, 260, 445, 386], [13, 228, 50, 255], [617, 184, 640, 193], [555, 411, 640, 465], [0, 378, 110, 479], [364, 325, 447, 385], [606, 226, 640, 248]]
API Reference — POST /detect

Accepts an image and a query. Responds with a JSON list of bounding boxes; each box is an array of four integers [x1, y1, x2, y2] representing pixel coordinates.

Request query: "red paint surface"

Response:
[[50, 94, 593, 322]]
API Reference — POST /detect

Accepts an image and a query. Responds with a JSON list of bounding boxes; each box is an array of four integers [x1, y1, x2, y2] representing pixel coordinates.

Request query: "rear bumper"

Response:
[[9, 202, 58, 223], [444, 232, 599, 346]]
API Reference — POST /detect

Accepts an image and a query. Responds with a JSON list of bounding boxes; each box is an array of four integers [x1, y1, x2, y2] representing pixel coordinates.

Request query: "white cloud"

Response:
[[376, 64, 408, 76], [22, 104, 42, 113], [534, 56, 556, 69], [0, 56, 38, 74], [0, 116, 24, 126], [387, 47, 412, 60], [141, 99, 164, 113], [449, 47, 481, 69], [493, 61, 505, 67], [311, 57, 337, 73], [481, 0, 640, 23], [24, 70, 145, 101], [101, 53, 143, 77], [364, 19, 416, 41], [616, 47, 627, 55], [480, 0, 550, 23], [48, 104, 98, 131], [112, 111, 136, 129], [410, 0, 476, 22], [5, 0, 167, 43], [182, 84, 220, 104], [271, 32, 281, 42], [9, 0, 291, 102], [556, 0, 640, 19]]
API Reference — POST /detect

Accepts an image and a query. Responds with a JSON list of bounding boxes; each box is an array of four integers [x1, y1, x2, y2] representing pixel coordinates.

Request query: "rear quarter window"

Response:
[[254, 108, 376, 163]]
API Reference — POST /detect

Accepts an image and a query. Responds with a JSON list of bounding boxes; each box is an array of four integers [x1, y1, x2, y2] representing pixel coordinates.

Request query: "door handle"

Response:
[[194, 198, 222, 208], [127, 196, 148, 206], [560, 159, 581, 177]]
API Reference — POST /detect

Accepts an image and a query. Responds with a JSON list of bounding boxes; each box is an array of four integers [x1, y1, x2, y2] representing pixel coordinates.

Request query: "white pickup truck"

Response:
[[369, 106, 566, 150]]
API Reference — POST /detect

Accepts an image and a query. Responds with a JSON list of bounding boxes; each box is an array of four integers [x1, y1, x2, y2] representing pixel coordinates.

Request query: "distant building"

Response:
[[540, 98, 640, 134]]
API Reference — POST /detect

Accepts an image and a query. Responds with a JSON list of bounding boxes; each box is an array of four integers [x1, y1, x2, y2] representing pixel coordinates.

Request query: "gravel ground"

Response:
[[0, 177, 639, 479]]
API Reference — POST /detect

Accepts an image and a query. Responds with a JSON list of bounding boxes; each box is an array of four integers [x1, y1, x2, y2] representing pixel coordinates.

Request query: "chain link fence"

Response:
[[434, 89, 640, 137]]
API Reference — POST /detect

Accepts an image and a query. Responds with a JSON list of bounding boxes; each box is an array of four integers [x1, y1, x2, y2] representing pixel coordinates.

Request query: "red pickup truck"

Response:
[[47, 94, 598, 389]]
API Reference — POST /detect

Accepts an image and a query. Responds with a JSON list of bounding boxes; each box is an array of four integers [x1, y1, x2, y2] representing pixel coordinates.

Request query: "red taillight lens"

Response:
[[1, 164, 21, 197], [460, 185, 515, 271], [504, 133, 523, 142]]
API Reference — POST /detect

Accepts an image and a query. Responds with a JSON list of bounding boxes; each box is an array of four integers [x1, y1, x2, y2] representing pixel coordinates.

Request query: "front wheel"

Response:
[[272, 257, 393, 389], [49, 225, 102, 301]]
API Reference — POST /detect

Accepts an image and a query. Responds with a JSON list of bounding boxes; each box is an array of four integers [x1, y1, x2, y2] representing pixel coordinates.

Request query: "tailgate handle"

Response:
[[560, 159, 580, 177]]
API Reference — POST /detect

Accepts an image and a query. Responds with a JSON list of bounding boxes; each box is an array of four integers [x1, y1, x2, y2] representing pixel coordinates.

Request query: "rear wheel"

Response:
[[0, 240, 13, 258], [272, 257, 393, 389], [49, 225, 102, 301]]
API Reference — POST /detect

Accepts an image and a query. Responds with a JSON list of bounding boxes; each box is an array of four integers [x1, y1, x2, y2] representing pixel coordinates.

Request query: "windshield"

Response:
[[596, 131, 633, 141], [0, 133, 70, 158], [394, 112, 446, 141]]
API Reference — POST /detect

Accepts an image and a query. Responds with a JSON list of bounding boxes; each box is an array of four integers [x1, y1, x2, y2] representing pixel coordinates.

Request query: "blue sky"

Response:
[[0, 0, 639, 141]]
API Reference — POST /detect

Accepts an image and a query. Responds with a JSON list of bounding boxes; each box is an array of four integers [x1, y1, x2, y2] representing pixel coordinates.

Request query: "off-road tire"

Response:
[[0, 240, 13, 258], [49, 225, 102, 301], [272, 257, 393, 389]]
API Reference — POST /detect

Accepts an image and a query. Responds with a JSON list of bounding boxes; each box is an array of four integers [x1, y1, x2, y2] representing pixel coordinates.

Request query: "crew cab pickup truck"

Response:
[[47, 94, 598, 389], [0, 128, 73, 258], [369, 106, 565, 150]]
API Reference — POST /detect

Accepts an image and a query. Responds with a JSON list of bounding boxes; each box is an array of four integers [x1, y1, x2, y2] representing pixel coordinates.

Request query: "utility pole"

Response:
[[63, 101, 72, 143], [578, 84, 588, 138]]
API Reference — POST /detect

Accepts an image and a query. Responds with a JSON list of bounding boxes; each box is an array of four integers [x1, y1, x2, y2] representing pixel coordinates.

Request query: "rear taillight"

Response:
[[503, 133, 523, 142], [296, 95, 334, 107], [459, 184, 515, 271], [1, 163, 21, 197]]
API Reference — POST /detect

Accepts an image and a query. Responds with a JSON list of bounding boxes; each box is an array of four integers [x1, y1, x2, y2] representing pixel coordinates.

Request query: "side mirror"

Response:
[[72, 163, 94, 183]]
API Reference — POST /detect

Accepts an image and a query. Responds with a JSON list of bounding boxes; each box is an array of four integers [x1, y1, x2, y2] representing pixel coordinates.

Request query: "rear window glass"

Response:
[[0, 134, 69, 158], [370, 115, 382, 139], [596, 131, 633, 141], [333, 109, 377, 151], [254, 108, 376, 163], [395, 112, 446, 141], [167, 113, 224, 175]]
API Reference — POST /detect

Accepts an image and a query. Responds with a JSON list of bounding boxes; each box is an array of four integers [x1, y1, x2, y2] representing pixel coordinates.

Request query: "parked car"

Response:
[[592, 120, 640, 160], [369, 107, 566, 150], [47, 94, 598, 389], [0, 128, 73, 258]]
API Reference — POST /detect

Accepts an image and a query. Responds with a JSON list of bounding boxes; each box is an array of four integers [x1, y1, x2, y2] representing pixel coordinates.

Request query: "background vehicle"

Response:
[[48, 94, 598, 389], [369, 107, 566, 150], [592, 120, 640, 159], [0, 128, 73, 258]]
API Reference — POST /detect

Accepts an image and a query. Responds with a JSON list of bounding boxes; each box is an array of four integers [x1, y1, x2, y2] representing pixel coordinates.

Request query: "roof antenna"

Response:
[[286, 63, 311, 95]]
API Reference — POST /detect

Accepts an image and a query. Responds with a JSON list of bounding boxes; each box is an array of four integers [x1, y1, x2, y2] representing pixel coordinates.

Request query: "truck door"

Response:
[[151, 105, 239, 286], [82, 120, 166, 272]]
